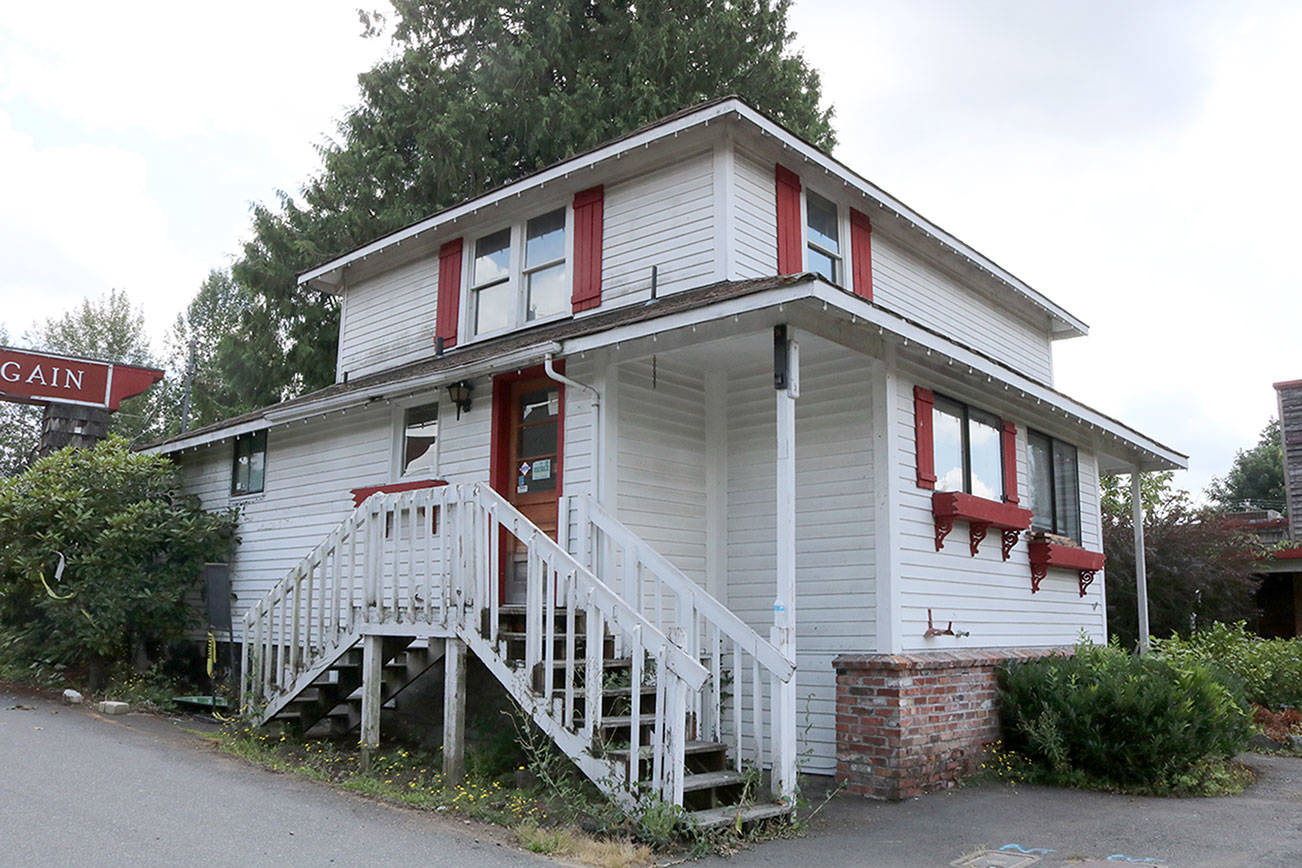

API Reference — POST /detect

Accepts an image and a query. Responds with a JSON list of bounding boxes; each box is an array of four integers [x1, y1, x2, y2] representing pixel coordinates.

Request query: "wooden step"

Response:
[[681, 769, 747, 793], [607, 740, 727, 761], [687, 802, 792, 829]]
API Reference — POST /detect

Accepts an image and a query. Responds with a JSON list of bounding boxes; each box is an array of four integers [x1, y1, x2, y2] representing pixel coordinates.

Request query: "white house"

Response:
[[146, 97, 1184, 818]]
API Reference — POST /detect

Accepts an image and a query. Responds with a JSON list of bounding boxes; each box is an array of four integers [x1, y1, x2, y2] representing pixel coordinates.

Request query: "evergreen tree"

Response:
[[1206, 419, 1287, 515], [227, 0, 834, 407]]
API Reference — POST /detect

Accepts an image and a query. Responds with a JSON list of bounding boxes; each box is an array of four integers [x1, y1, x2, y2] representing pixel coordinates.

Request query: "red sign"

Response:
[[0, 346, 163, 410]]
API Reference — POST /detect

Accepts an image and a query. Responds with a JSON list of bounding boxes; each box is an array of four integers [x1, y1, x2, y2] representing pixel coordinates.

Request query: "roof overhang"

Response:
[[296, 98, 1088, 339]]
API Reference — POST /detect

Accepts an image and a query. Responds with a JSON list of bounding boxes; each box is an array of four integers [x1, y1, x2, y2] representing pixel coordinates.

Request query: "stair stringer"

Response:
[[258, 634, 361, 725], [458, 624, 639, 813]]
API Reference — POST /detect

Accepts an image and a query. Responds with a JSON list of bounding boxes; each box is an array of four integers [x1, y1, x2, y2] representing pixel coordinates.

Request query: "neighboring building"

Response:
[[144, 98, 1184, 815], [1247, 380, 1302, 637]]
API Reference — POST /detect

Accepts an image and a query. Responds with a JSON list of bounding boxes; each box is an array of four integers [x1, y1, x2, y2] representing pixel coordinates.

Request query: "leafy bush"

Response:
[[1153, 621, 1302, 711], [0, 437, 237, 682], [998, 642, 1251, 792]]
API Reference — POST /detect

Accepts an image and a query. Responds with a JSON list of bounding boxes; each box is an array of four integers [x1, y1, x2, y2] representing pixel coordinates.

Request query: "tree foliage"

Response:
[[1206, 419, 1286, 515], [226, 0, 834, 406], [0, 438, 237, 679], [1102, 476, 1263, 649]]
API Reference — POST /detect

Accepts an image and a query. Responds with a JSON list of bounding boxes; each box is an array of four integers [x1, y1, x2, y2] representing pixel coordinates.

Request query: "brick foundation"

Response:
[[833, 648, 1068, 800]]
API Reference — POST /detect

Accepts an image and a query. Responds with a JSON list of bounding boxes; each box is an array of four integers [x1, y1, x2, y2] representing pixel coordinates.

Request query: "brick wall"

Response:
[[833, 648, 1068, 800]]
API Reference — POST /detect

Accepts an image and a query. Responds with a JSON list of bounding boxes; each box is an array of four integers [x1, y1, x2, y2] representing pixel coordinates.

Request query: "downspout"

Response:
[[543, 353, 602, 506]]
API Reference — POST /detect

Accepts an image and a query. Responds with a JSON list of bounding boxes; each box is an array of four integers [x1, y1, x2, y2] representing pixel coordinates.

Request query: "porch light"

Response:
[[446, 380, 473, 419]]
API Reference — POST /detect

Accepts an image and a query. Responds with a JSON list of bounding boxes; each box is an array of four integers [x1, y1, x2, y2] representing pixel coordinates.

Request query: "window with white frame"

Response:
[[400, 403, 439, 477], [805, 190, 841, 284], [933, 395, 1004, 501], [469, 208, 568, 337], [231, 430, 267, 496], [1026, 430, 1081, 542]]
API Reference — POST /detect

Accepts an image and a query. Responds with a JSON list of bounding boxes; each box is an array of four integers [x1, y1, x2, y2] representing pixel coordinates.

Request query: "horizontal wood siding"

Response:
[[873, 234, 1054, 383], [615, 358, 709, 588], [732, 149, 777, 279], [725, 341, 877, 774], [601, 151, 717, 304], [338, 257, 436, 380], [892, 361, 1106, 650]]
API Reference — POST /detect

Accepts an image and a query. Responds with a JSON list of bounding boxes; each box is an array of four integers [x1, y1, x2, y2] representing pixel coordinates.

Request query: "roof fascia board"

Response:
[[146, 341, 561, 456], [726, 103, 1089, 338], [559, 281, 1181, 470], [298, 102, 741, 290]]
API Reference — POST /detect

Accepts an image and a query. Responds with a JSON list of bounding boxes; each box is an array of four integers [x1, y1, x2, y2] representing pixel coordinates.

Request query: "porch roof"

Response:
[[142, 273, 1184, 473]]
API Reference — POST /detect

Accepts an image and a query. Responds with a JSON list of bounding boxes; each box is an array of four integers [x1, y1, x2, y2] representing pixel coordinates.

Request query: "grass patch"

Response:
[[514, 822, 651, 867]]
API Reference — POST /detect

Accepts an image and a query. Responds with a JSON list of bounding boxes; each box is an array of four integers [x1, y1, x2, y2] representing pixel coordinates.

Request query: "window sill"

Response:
[[229, 491, 265, 505], [458, 311, 573, 348], [932, 491, 1033, 559], [351, 478, 448, 508], [1027, 535, 1105, 596]]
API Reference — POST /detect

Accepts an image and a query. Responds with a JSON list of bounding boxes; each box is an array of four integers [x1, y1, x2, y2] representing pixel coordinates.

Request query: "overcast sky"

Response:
[[1, 1, 1298, 499]]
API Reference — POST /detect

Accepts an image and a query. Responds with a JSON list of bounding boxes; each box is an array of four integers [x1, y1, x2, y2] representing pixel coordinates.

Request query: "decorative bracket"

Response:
[[1030, 563, 1048, 593], [1078, 569, 1097, 597], [934, 516, 954, 551], [969, 522, 989, 557], [1001, 529, 1020, 561]]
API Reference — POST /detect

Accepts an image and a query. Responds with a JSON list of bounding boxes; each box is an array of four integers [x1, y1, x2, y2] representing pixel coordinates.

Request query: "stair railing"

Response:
[[455, 483, 710, 807], [240, 486, 452, 717], [576, 494, 798, 803]]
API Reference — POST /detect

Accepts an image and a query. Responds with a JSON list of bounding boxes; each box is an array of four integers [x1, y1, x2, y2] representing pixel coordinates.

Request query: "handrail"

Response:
[[584, 496, 795, 680]]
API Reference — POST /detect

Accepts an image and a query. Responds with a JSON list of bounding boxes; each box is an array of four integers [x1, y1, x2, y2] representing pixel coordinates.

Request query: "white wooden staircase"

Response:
[[241, 483, 796, 825]]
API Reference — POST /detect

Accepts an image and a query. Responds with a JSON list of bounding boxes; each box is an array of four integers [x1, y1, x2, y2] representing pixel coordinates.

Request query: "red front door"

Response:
[[492, 372, 563, 603]]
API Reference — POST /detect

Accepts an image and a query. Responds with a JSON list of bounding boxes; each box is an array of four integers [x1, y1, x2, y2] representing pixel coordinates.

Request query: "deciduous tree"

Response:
[[1207, 419, 1286, 515]]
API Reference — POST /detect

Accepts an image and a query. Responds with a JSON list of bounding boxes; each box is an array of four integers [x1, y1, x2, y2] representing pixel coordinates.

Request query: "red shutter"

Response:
[[571, 185, 604, 312], [776, 164, 803, 274], [914, 386, 937, 489], [436, 238, 463, 350], [850, 207, 873, 300], [1001, 420, 1019, 504]]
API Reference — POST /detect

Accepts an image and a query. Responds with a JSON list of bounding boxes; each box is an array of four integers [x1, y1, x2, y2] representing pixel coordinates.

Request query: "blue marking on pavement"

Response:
[[1106, 856, 1166, 864], [999, 844, 1056, 855]]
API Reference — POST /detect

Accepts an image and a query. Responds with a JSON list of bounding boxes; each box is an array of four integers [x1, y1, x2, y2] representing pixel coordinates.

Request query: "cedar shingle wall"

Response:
[[1279, 383, 1302, 540]]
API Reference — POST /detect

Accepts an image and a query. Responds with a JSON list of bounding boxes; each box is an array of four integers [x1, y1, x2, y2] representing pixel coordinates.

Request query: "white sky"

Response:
[[1, 0, 1298, 499]]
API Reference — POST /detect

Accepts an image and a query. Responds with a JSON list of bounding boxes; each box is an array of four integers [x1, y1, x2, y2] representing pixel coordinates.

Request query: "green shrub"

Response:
[[0, 437, 238, 682], [998, 642, 1251, 791], [1153, 621, 1302, 711]]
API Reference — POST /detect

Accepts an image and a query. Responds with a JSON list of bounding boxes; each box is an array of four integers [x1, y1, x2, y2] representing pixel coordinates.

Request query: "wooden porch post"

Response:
[[772, 325, 798, 801], [443, 637, 467, 783], [1132, 470, 1150, 654], [360, 633, 383, 764]]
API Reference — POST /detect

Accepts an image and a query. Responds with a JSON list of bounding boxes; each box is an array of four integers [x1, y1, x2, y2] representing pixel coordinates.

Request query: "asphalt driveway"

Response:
[[0, 688, 545, 867]]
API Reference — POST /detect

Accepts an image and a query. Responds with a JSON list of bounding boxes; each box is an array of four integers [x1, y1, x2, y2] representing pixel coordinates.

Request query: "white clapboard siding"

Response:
[[561, 356, 598, 550], [435, 377, 493, 486], [733, 148, 777, 279], [891, 365, 1106, 651], [337, 257, 437, 380], [873, 234, 1054, 384], [725, 341, 877, 775], [601, 151, 718, 304], [615, 358, 709, 590]]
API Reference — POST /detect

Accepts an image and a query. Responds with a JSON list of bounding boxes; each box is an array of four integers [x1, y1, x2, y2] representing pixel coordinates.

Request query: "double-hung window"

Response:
[[1026, 431, 1081, 542], [231, 430, 267, 496], [932, 396, 1004, 501], [805, 190, 842, 284], [401, 403, 439, 477], [469, 208, 568, 337]]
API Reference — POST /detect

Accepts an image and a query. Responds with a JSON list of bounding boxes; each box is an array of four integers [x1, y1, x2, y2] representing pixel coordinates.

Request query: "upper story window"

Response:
[[401, 403, 439, 477], [805, 190, 841, 284], [933, 395, 1004, 501], [231, 430, 267, 496], [469, 208, 568, 338], [1027, 430, 1081, 542]]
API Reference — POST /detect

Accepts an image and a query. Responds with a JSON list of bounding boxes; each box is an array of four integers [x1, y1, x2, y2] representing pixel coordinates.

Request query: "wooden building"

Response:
[[144, 98, 1184, 817]]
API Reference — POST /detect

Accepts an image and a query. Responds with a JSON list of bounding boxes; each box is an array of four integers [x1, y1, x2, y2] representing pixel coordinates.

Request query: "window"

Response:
[[805, 190, 841, 284], [933, 396, 1004, 501], [469, 208, 568, 337], [401, 403, 439, 477], [1027, 431, 1081, 542], [231, 430, 266, 496]]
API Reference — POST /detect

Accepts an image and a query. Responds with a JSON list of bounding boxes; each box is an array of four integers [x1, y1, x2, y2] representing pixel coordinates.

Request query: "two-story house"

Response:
[[146, 97, 1185, 819]]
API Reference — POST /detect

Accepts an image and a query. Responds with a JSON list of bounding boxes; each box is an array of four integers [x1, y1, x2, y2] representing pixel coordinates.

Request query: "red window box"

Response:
[[350, 478, 448, 507], [932, 491, 1032, 560], [1027, 535, 1105, 596]]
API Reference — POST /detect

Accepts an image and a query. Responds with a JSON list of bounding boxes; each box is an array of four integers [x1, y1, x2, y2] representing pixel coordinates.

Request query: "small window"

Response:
[[806, 190, 841, 284], [401, 403, 439, 477], [933, 396, 1005, 501], [231, 430, 267, 496], [525, 209, 568, 321], [1027, 431, 1081, 542], [471, 228, 512, 336], [469, 208, 569, 337]]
